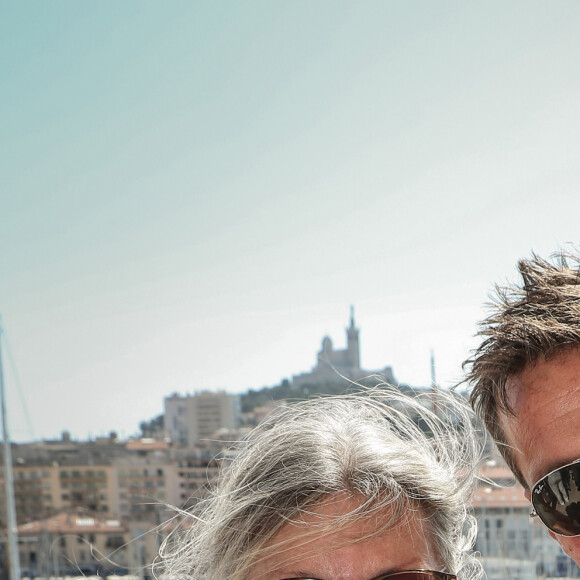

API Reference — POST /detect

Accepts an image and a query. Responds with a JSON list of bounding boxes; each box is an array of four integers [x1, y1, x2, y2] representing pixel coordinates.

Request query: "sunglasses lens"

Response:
[[533, 462, 580, 536]]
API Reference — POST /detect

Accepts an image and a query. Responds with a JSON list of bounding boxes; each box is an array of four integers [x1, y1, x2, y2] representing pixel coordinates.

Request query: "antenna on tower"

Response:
[[430, 349, 437, 388], [430, 349, 440, 417]]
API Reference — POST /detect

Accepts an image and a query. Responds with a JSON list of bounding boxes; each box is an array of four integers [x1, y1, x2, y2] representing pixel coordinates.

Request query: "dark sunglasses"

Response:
[[530, 458, 580, 536], [291, 571, 455, 580]]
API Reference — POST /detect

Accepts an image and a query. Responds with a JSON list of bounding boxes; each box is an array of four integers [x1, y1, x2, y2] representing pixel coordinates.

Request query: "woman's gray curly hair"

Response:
[[157, 385, 484, 579]]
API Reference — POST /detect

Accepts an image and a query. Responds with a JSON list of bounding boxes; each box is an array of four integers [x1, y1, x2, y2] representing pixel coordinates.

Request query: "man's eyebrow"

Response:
[[533, 456, 580, 484]]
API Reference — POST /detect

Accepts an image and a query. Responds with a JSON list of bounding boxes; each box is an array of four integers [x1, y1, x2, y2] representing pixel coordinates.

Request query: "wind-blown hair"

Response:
[[464, 250, 580, 486], [157, 386, 483, 580]]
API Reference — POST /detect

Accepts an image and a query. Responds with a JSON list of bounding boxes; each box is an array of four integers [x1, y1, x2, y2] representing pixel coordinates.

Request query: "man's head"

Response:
[[465, 250, 580, 561]]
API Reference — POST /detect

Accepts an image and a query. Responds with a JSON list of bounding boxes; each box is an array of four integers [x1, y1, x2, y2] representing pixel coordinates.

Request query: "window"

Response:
[[106, 535, 125, 549]]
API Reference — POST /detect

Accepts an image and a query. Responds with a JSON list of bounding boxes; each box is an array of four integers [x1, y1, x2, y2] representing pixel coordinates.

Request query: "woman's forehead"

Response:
[[276, 494, 399, 535], [251, 494, 439, 579]]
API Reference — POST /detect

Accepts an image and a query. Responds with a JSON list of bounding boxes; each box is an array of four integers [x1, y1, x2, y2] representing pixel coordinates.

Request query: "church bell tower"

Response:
[[346, 305, 360, 370]]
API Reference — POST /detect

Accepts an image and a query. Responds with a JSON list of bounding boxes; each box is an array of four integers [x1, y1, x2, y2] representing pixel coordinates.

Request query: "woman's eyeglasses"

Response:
[[289, 571, 455, 580], [530, 458, 580, 536]]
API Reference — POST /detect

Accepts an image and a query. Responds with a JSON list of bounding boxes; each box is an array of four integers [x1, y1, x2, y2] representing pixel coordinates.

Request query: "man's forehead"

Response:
[[500, 351, 580, 485], [502, 363, 546, 419], [504, 350, 580, 404]]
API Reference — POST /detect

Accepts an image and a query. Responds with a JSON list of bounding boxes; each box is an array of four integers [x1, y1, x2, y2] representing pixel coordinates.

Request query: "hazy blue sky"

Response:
[[2, 2, 580, 441]]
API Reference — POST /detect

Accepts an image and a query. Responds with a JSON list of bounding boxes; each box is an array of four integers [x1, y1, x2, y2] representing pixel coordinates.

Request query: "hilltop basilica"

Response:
[[292, 308, 397, 388]]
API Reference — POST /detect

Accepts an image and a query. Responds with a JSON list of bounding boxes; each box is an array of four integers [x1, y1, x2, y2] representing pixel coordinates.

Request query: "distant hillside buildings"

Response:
[[1, 431, 236, 579]]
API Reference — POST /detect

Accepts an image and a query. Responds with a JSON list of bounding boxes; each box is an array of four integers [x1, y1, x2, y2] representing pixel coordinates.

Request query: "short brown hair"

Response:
[[464, 250, 580, 486]]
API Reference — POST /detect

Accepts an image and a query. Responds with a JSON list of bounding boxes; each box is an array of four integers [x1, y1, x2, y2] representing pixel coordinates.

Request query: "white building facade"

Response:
[[164, 391, 241, 448]]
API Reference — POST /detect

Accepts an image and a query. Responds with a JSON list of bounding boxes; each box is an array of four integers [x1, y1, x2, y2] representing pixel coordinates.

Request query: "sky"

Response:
[[2, 2, 580, 442]]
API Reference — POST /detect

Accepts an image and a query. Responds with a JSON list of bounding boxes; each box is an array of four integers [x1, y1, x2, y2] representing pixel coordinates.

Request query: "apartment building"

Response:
[[17, 510, 130, 578], [5, 434, 125, 524], [1, 434, 178, 526], [117, 438, 179, 522], [172, 426, 249, 509], [164, 391, 241, 448]]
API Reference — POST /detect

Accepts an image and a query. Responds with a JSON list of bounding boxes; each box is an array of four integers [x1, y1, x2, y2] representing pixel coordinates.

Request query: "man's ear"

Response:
[[524, 488, 531, 501]]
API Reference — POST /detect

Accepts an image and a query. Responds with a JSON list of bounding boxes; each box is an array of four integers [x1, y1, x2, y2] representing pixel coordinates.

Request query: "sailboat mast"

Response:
[[0, 317, 20, 580]]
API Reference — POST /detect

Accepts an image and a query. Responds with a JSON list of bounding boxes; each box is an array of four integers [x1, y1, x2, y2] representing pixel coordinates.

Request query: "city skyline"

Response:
[[2, 2, 580, 441], [2, 306, 469, 442]]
